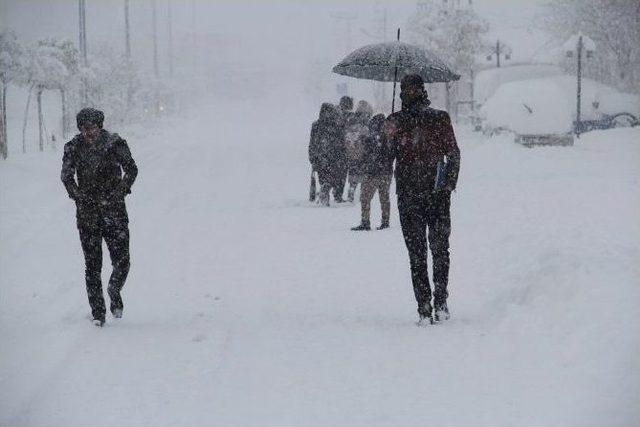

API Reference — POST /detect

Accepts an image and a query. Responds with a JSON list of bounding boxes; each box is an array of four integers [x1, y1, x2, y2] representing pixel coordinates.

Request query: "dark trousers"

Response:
[[78, 216, 130, 320], [334, 167, 347, 201], [398, 190, 451, 311]]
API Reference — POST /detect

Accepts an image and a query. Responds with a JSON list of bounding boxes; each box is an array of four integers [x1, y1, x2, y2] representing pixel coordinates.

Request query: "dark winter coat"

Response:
[[363, 114, 393, 177], [61, 129, 138, 227], [309, 104, 345, 175], [385, 100, 460, 196]]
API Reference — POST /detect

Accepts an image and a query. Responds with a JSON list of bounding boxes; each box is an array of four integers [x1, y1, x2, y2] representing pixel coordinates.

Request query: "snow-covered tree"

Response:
[[408, 2, 488, 74], [18, 41, 68, 152], [0, 29, 23, 159], [84, 45, 141, 124], [542, 0, 640, 94], [407, 1, 488, 115], [37, 38, 80, 138]]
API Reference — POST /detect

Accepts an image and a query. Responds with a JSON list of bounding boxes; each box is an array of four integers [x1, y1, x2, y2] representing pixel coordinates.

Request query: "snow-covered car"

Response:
[[479, 75, 640, 144]]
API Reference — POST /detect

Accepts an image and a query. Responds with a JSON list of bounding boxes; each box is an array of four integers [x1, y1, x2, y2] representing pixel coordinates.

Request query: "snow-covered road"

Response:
[[1, 101, 639, 427]]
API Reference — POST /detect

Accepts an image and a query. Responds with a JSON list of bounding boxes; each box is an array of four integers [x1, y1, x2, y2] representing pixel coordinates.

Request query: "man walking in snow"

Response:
[[61, 108, 138, 327], [385, 75, 461, 325]]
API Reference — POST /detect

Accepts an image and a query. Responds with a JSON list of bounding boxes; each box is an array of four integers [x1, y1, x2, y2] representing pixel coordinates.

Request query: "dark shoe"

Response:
[[417, 304, 434, 326], [434, 301, 450, 322], [376, 222, 390, 230], [351, 223, 371, 231], [109, 287, 123, 317]]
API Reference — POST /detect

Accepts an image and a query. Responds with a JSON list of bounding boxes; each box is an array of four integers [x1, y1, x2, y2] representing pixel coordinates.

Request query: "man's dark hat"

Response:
[[76, 108, 104, 130], [400, 74, 425, 90]]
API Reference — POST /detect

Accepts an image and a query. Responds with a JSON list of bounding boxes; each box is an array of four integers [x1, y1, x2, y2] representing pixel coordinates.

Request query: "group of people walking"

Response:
[[308, 75, 461, 324], [308, 96, 392, 230], [61, 75, 460, 328]]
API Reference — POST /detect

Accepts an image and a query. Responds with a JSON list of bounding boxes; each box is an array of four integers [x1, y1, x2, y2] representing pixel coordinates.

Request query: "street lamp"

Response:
[[486, 39, 512, 68], [563, 33, 596, 138]]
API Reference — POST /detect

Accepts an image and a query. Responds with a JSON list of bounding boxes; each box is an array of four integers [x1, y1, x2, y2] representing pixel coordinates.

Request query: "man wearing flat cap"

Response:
[[61, 108, 138, 327], [385, 75, 461, 325]]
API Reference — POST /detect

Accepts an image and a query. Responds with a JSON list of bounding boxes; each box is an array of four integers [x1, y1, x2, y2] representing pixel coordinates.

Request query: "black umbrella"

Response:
[[332, 29, 460, 111]]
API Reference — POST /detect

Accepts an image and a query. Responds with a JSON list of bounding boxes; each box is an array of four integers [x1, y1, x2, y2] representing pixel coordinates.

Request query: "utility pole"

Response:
[[191, 0, 197, 70], [78, 0, 88, 106], [167, 0, 174, 78], [124, 0, 131, 59], [124, 0, 133, 111], [576, 35, 583, 138], [331, 12, 356, 98], [152, 0, 159, 78]]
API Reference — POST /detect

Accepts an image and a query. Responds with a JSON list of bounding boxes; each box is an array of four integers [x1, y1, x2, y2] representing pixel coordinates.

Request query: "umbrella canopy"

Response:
[[332, 41, 460, 83]]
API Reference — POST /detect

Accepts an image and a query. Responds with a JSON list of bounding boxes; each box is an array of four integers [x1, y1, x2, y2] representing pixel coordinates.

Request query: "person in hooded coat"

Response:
[[333, 95, 354, 202], [351, 113, 393, 231], [61, 108, 138, 327], [385, 75, 461, 325], [309, 103, 345, 205], [344, 100, 373, 202]]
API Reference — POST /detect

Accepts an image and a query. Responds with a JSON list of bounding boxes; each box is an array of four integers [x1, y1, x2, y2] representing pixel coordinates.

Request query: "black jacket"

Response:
[[385, 101, 460, 195], [61, 130, 138, 225], [309, 105, 346, 175], [363, 116, 393, 177]]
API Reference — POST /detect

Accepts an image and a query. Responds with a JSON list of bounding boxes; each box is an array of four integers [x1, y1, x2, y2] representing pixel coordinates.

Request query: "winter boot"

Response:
[[417, 303, 434, 326], [92, 317, 105, 327], [108, 287, 124, 318], [351, 222, 371, 231], [376, 221, 390, 230], [434, 300, 450, 322]]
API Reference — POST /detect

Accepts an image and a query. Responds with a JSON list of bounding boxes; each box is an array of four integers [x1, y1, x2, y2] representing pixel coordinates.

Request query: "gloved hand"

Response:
[[112, 182, 131, 200]]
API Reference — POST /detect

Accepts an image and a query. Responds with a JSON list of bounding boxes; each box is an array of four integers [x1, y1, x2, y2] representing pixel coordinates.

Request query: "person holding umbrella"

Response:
[[332, 30, 461, 324], [385, 75, 461, 325]]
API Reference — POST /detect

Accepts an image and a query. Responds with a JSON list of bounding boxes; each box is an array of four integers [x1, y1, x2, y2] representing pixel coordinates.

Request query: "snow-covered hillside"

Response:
[[1, 99, 639, 427]]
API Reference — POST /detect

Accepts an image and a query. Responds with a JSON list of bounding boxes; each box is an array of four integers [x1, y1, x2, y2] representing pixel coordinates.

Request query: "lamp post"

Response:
[[563, 33, 595, 138], [486, 39, 511, 68]]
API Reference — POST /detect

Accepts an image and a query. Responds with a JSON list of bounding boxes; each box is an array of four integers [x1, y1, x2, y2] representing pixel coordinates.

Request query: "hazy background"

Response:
[[0, 0, 549, 108]]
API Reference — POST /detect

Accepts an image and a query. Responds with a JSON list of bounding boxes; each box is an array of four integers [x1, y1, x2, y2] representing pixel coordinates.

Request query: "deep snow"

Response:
[[1, 99, 639, 427]]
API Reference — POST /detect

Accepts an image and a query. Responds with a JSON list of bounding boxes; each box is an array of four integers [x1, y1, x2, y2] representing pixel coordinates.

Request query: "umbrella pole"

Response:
[[391, 28, 400, 113], [391, 66, 399, 113]]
